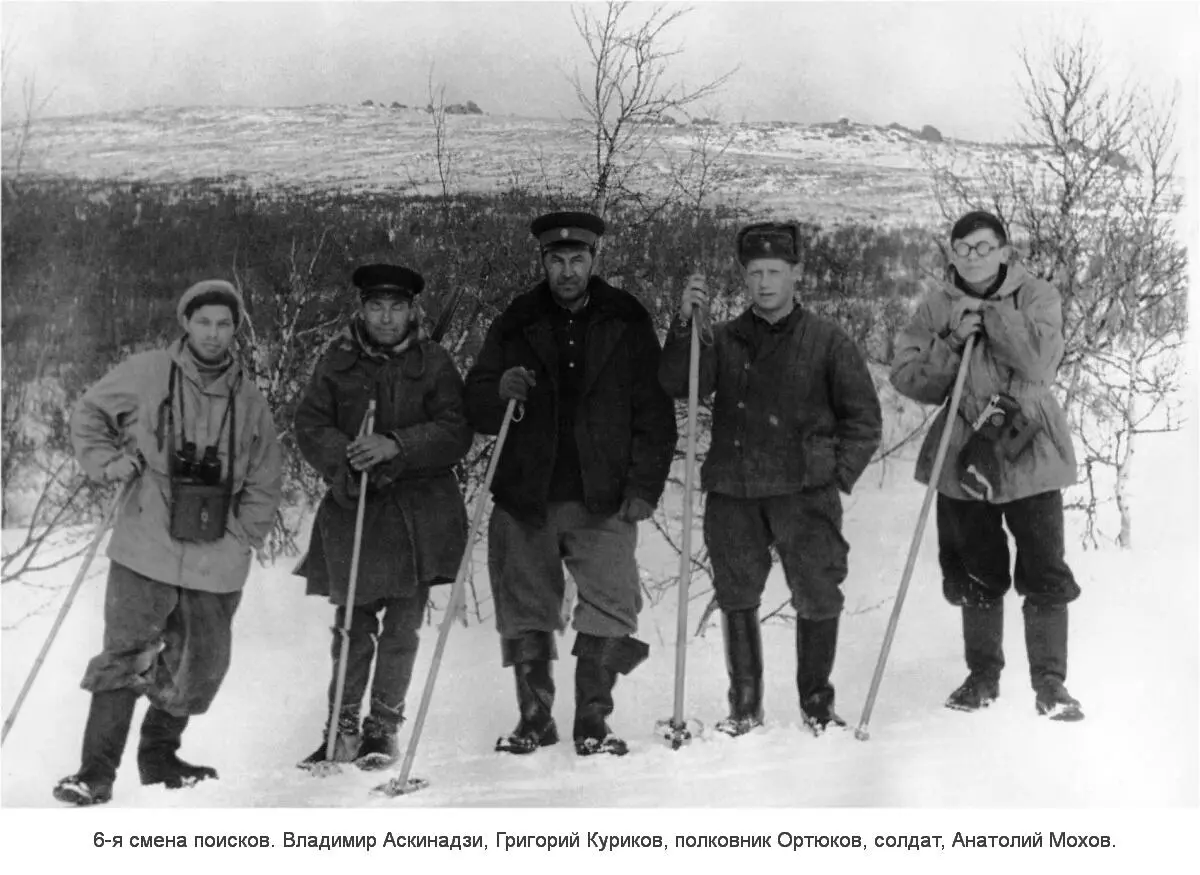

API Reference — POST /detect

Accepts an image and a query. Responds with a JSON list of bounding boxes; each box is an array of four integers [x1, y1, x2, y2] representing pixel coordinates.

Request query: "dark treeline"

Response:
[[1, 179, 941, 534]]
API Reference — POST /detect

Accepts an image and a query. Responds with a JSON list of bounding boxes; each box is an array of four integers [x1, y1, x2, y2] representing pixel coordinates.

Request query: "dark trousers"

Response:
[[937, 491, 1081, 608], [705, 488, 848, 620], [329, 590, 428, 725], [81, 562, 241, 716]]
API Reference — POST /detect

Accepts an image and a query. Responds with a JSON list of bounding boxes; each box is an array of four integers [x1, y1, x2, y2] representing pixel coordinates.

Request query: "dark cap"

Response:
[[951, 210, 1008, 245], [530, 211, 605, 249], [352, 263, 425, 299], [735, 222, 803, 265]]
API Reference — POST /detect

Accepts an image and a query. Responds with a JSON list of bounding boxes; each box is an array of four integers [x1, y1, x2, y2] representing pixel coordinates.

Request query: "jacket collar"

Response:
[[170, 339, 241, 394], [532, 276, 622, 320], [727, 304, 805, 342], [504, 276, 642, 335], [948, 262, 1027, 302], [517, 277, 641, 397], [348, 318, 423, 360], [326, 320, 428, 378]]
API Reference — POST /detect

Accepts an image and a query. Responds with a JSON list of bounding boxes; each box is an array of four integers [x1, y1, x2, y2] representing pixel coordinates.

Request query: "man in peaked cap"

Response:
[[353, 263, 426, 299], [293, 262, 472, 770], [530, 210, 606, 249], [659, 221, 882, 738], [464, 211, 677, 757], [55, 279, 283, 806]]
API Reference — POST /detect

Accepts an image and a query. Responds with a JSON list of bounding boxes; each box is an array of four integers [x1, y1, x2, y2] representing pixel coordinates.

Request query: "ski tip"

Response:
[[372, 777, 430, 797]]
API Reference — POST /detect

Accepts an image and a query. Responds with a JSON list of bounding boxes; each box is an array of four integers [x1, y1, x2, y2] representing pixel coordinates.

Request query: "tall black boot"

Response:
[[572, 633, 649, 756], [1024, 602, 1084, 721], [495, 631, 559, 754], [52, 688, 139, 806], [797, 617, 846, 735], [715, 608, 764, 737], [946, 600, 1004, 711], [137, 706, 218, 788]]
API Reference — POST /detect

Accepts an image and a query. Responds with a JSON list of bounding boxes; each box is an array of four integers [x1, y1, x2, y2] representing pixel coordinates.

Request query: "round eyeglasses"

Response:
[[953, 239, 1000, 259]]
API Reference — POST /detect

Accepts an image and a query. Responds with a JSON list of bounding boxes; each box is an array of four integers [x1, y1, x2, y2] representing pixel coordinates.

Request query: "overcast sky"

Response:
[[2, 1, 1197, 142]]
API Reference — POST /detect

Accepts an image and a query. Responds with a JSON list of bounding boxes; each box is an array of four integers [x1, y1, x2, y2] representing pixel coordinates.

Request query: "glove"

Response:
[[958, 432, 1001, 502], [948, 298, 984, 349], [618, 496, 655, 523], [499, 367, 537, 402], [103, 452, 145, 484]]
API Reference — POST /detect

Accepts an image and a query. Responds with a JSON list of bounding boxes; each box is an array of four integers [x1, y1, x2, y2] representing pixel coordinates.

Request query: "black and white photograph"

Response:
[[1, 0, 1197, 856]]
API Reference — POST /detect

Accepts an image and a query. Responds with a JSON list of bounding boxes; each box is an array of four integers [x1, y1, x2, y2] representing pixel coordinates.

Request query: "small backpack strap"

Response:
[[157, 359, 179, 458]]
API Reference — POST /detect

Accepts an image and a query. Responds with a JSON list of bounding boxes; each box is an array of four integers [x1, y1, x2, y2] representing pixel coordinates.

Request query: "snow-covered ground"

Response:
[[2, 404, 1196, 869]]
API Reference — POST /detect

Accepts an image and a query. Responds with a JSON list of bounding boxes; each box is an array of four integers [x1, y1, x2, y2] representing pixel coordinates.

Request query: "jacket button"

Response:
[[737, 401, 745, 410], [733, 439, 741, 448]]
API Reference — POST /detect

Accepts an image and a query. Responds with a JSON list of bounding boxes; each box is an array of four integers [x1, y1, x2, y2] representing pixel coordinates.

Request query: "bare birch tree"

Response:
[[426, 65, 456, 213], [666, 108, 739, 216], [2, 33, 56, 197], [569, 1, 737, 220]]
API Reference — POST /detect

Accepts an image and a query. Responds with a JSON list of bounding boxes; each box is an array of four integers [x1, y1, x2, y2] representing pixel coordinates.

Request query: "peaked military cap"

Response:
[[735, 221, 803, 265], [352, 263, 425, 299], [530, 211, 606, 249]]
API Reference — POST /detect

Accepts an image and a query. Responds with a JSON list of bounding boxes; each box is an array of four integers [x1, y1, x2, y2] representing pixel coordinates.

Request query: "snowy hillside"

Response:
[[5, 106, 1043, 226]]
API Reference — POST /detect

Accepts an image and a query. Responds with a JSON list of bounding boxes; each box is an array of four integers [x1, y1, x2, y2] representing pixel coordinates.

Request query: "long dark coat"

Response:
[[294, 323, 473, 605], [659, 306, 882, 498], [463, 278, 677, 525]]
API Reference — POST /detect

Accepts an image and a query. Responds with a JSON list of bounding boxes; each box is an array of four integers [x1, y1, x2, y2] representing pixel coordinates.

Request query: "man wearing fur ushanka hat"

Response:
[[660, 222, 882, 739], [54, 279, 283, 807]]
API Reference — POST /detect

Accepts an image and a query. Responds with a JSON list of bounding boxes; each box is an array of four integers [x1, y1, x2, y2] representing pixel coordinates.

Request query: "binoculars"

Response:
[[175, 442, 223, 485]]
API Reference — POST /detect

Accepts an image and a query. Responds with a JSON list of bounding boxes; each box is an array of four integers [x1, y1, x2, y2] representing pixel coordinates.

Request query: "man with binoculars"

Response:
[[54, 280, 283, 806]]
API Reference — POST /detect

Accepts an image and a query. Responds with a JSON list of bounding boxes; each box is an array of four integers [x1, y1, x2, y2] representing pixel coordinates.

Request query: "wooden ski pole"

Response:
[[660, 316, 702, 748], [2, 471, 137, 746], [855, 335, 976, 741], [375, 398, 520, 796], [325, 400, 376, 763]]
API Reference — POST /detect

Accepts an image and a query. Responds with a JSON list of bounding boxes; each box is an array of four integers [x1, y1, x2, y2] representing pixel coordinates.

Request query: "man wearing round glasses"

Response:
[[890, 210, 1083, 722]]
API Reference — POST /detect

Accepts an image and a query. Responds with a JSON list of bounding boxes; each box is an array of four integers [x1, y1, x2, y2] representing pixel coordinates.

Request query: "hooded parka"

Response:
[[71, 341, 284, 594], [890, 262, 1077, 502]]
